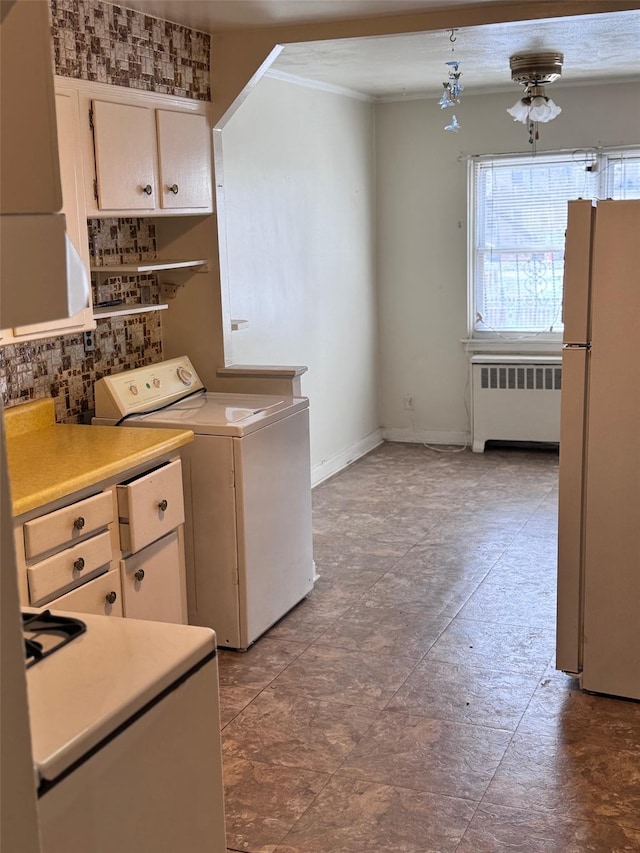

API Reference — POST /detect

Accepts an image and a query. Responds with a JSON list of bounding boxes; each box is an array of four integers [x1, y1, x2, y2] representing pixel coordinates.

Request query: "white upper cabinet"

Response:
[[157, 110, 212, 211], [81, 85, 213, 217], [0, 0, 62, 215], [1, 86, 94, 345], [92, 100, 158, 212]]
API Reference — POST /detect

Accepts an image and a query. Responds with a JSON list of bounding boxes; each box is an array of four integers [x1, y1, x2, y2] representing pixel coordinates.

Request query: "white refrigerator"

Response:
[[556, 198, 640, 700]]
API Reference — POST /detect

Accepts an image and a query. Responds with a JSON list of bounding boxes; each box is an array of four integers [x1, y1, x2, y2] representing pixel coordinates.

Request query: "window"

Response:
[[469, 149, 640, 339]]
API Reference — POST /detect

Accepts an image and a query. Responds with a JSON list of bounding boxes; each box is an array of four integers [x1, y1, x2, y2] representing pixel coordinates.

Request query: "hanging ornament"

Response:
[[438, 30, 463, 131]]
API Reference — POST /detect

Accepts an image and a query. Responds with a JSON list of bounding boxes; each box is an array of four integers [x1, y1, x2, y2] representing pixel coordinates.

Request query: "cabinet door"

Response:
[[92, 100, 158, 211], [2, 90, 94, 343], [156, 110, 212, 211], [121, 531, 186, 624], [0, 0, 62, 215]]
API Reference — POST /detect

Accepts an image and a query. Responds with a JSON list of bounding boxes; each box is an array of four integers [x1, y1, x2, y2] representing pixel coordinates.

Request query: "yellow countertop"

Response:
[[4, 398, 194, 517]]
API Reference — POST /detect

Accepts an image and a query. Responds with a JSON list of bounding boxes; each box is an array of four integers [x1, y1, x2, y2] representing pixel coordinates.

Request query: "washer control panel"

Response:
[[94, 356, 205, 419]]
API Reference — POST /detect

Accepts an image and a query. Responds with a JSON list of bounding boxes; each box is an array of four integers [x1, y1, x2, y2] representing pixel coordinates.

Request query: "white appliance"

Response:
[[94, 356, 315, 649], [25, 608, 226, 852], [556, 198, 640, 700]]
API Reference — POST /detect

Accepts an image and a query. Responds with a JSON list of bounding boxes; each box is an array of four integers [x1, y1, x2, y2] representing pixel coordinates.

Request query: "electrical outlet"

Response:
[[404, 394, 414, 410], [84, 330, 95, 353]]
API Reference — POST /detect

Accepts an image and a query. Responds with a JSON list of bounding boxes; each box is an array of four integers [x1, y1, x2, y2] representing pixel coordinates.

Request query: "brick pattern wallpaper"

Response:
[[1, 1, 211, 422], [50, 0, 211, 100]]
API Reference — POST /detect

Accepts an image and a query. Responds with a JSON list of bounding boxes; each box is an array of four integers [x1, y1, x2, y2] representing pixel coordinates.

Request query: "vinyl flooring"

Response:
[[218, 442, 640, 853]]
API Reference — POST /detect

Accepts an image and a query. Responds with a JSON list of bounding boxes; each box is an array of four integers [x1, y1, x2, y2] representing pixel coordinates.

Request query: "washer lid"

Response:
[[131, 392, 308, 436]]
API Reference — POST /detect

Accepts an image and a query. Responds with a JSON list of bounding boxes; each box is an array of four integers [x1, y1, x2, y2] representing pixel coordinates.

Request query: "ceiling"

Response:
[[119, 0, 538, 31], [121, 2, 640, 100]]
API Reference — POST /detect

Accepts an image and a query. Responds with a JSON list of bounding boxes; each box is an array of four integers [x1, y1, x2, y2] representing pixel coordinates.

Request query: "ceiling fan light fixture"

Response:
[[509, 52, 564, 85], [507, 52, 564, 150], [530, 95, 561, 123], [507, 98, 531, 123]]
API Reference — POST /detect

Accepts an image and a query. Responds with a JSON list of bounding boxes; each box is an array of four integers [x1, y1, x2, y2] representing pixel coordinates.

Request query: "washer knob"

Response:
[[153, 377, 161, 388], [176, 366, 193, 386], [129, 383, 139, 396]]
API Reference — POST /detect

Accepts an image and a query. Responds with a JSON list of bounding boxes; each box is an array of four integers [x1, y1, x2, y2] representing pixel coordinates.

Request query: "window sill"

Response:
[[461, 337, 562, 355]]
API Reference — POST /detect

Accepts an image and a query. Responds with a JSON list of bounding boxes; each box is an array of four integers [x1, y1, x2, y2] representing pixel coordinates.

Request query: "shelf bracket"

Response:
[[160, 282, 183, 300]]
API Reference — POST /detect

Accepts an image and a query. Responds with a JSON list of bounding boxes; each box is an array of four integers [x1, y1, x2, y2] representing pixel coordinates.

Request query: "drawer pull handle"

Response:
[[134, 569, 145, 582], [73, 516, 85, 530], [142, 184, 153, 195], [169, 183, 179, 194], [105, 591, 117, 605], [158, 499, 168, 512], [74, 557, 85, 571]]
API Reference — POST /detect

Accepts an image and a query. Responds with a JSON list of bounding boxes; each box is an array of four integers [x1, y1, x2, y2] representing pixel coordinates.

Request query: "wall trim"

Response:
[[382, 427, 469, 447], [54, 75, 210, 111], [311, 428, 383, 488], [264, 68, 373, 102]]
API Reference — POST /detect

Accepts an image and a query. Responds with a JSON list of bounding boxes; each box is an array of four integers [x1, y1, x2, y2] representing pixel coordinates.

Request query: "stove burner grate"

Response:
[[22, 610, 87, 668]]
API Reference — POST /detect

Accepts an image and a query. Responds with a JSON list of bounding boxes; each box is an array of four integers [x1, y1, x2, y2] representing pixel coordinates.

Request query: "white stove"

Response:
[[27, 608, 226, 852], [94, 357, 315, 649]]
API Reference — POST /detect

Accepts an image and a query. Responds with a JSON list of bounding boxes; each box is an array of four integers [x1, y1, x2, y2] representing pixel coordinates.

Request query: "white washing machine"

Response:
[[94, 356, 314, 649]]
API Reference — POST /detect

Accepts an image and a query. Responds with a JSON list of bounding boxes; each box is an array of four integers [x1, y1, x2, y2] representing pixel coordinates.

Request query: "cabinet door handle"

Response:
[[105, 591, 117, 605], [134, 568, 145, 582], [73, 557, 85, 571], [158, 499, 168, 512], [142, 184, 153, 195], [168, 183, 179, 194], [73, 516, 85, 530]]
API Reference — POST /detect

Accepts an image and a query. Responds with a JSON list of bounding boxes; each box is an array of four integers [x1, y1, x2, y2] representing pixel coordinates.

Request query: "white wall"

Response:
[[376, 81, 640, 445], [220, 75, 380, 483]]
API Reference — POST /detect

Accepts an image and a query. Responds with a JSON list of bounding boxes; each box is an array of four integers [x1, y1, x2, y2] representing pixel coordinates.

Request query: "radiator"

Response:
[[471, 355, 562, 453]]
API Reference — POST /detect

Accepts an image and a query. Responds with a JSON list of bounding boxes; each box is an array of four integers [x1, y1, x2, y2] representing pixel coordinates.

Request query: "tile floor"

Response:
[[218, 442, 640, 853]]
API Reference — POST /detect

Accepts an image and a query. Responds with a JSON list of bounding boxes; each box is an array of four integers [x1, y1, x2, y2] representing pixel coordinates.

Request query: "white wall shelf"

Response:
[[93, 303, 168, 320], [230, 319, 249, 331], [90, 259, 207, 277]]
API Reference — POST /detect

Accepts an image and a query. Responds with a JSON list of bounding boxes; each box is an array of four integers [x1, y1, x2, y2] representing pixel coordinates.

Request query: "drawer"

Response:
[[121, 530, 186, 624], [27, 530, 112, 605], [23, 491, 113, 560], [50, 568, 123, 617], [118, 459, 185, 554]]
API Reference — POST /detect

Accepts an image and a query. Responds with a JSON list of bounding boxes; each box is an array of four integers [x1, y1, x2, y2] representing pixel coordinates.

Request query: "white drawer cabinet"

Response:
[[15, 453, 188, 624], [117, 460, 187, 625], [51, 568, 123, 617], [27, 530, 112, 606], [17, 488, 117, 611], [117, 459, 184, 554], [23, 491, 113, 560]]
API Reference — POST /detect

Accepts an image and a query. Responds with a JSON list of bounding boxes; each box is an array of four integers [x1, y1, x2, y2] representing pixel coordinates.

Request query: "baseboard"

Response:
[[311, 428, 384, 488], [382, 427, 469, 447]]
